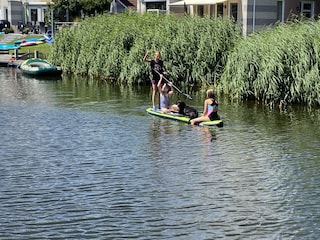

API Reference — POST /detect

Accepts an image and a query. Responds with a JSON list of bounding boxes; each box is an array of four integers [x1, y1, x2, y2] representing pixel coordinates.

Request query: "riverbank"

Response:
[[49, 14, 320, 106]]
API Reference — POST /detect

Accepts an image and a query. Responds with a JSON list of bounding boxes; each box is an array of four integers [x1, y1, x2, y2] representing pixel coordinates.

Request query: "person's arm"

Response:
[[203, 99, 209, 116], [143, 50, 151, 62], [162, 64, 167, 75], [168, 82, 174, 97], [160, 83, 166, 91], [157, 74, 163, 88]]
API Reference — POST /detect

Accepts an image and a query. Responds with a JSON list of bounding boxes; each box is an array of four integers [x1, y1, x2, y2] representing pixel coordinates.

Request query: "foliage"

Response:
[[51, 0, 81, 22], [48, 14, 320, 106], [217, 20, 320, 106], [22, 28, 30, 34], [52, 0, 81, 11], [48, 13, 240, 86], [51, 0, 111, 19], [80, 0, 111, 13], [2, 27, 14, 34]]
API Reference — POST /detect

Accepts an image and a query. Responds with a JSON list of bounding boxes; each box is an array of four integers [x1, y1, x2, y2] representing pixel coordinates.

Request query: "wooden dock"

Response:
[[0, 48, 40, 67], [0, 54, 24, 67]]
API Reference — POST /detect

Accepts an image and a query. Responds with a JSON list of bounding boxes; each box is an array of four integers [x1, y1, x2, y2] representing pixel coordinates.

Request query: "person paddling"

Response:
[[143, 50, 167, 111]]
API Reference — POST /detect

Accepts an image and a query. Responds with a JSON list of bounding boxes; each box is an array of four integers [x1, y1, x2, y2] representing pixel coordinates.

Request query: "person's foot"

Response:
[[152, 106, 157, 111]]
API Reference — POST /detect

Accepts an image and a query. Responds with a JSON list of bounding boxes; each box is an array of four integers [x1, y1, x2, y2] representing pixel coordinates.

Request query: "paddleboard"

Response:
[[146, 108, 223, 127]]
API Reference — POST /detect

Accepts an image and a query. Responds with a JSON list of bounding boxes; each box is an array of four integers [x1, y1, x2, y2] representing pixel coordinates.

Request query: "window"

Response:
[[230, 3, 238, 21], [146, 2, 166, 10], [43, 9, 46, 22], [277, 1, 284, 22], [217, 3, 223, 16], [210, 5, 215, 17], [198, 5, 204, 17], [301, 1, 314, 18], [31, 9, 38, 24]]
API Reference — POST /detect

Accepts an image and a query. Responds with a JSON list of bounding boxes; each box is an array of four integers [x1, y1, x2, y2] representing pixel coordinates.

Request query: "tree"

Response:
[[80, 0, 111, 14], [52, 0, 111, 21], [51, 0, 81, 21], [52, 0, 81, 12]]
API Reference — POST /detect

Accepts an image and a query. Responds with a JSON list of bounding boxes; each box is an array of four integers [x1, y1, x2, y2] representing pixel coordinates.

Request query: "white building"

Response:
[[0, 0, 51, 27]]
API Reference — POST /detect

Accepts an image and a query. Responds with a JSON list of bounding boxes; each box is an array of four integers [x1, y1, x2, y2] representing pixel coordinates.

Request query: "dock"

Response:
[[0, 54, 24, 67], [0, 33, 45, 67], [0, 49, 42, 67]]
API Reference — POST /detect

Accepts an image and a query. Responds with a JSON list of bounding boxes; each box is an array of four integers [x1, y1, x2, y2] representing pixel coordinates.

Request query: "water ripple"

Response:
[[1, 74, 320, 239]]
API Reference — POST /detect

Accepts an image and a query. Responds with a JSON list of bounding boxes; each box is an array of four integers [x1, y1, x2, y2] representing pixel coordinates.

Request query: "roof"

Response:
[[119, 0, 136, 10], [170, 0, 226, 6]]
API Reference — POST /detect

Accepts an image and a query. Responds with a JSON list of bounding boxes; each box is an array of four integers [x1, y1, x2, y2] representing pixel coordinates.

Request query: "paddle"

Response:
[[153, 69, 193, 100]]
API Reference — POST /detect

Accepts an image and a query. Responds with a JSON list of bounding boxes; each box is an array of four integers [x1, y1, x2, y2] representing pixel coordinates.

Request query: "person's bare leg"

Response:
[[152, 83, 157, 109]]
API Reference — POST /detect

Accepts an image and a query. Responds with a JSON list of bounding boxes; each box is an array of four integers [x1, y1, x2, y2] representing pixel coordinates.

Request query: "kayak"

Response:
[[14, 37, 46, 45], [146, 108, 223, 127], [0, 44, 20, 50]]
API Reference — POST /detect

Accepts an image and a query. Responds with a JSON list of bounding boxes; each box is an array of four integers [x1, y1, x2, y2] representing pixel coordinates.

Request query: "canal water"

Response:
[[0, 67, 320, 239]]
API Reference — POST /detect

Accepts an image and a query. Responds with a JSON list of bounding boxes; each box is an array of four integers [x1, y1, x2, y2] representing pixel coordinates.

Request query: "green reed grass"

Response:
[[48, 13, 240, 86], [218, 20, 320, 106]]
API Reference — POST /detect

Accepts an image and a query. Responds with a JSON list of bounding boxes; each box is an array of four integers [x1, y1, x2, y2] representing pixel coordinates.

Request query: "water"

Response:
[[1, 68, 320, 239]]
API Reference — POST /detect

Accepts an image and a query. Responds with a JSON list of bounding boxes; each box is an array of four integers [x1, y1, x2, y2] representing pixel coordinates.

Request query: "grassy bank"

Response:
[[7, 34, 52, 57], [48, 13, 240, 85]]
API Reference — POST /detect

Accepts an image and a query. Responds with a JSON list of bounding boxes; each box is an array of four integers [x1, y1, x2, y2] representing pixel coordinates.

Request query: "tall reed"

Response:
[[218, 20, 320, 106], [48, 13, 240, 86]]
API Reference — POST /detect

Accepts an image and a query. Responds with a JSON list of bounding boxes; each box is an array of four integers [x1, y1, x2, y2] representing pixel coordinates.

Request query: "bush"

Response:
[[22, 28, 30, 34]]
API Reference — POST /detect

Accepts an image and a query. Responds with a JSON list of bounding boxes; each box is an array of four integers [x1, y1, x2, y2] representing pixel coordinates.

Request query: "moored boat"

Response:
[[18, 58, 62, 77]]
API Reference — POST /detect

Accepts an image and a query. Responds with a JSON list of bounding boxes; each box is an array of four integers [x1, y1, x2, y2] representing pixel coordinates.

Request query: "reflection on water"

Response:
[[0, 68, 320, 239]]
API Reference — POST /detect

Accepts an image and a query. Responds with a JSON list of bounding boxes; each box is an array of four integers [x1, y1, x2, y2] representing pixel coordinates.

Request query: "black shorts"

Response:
[[151, 79, 164, 86]]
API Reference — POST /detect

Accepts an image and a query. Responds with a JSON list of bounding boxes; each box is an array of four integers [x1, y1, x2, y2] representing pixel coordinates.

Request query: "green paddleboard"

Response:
[[146, 108, 223, 127]]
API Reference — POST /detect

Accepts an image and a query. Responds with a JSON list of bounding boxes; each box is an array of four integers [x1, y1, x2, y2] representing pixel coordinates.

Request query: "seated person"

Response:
[[190, 89, 220, 125], [158, 82, 179, 113]]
